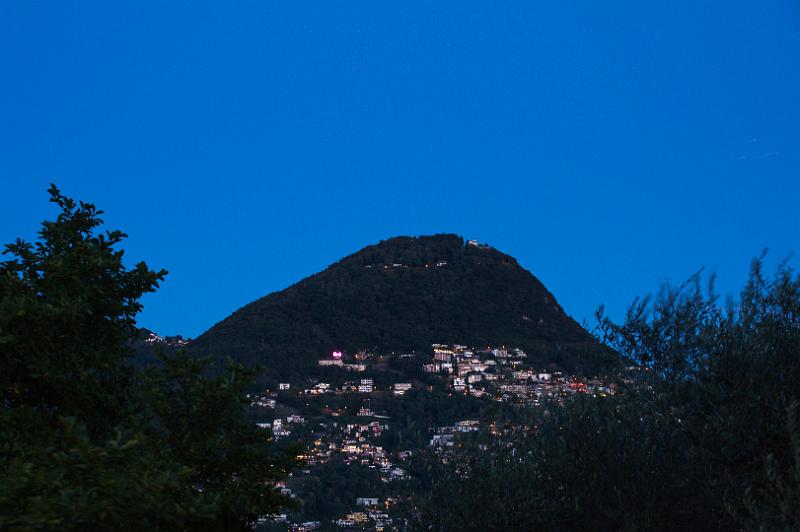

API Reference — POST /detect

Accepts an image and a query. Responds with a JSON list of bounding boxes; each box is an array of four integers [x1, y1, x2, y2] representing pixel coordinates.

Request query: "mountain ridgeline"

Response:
[[190, 234, 616, 380]]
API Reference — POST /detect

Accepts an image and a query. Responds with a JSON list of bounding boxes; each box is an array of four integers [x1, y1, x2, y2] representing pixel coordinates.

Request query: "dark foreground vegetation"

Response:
[[2, 187, 798, 531], [0, 187, 300, 530], [415, 257, 800, 531]]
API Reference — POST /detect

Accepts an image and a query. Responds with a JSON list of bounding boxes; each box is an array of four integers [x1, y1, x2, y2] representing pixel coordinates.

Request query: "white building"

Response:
[[423, 363, 441, 373], [393, 383, 412, 396], [430, 434, 455, 448], [358, 379, 374, 393], [434, 352, 453, 363]]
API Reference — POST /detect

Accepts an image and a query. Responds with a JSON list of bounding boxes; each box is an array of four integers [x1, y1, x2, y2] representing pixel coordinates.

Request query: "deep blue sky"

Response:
[[1, 2, 798, 337]]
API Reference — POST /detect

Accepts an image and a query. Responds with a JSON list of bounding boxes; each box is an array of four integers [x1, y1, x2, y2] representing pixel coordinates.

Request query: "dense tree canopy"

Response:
[[416, 258, 800, 531], [0, 186, 300, 530]]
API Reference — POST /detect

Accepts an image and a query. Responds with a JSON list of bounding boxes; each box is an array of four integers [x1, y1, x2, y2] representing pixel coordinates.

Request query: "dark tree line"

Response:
[[415, 258, 800, 531], [0, 186, 300, 530], [6, 186, 797, 531]]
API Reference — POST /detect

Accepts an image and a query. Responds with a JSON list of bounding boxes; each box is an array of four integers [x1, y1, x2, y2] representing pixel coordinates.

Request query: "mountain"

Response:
[[187, 234, 615, 380]]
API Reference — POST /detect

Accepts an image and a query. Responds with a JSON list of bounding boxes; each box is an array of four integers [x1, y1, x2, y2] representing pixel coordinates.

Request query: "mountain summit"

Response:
[[190, 234, 614, 378]]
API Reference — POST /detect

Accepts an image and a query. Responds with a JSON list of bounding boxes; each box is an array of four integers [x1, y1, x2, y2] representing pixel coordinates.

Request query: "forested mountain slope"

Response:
[[189, 234, 615, 378]]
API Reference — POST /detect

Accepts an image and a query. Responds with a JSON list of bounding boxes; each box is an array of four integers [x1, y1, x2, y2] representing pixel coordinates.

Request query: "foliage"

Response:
[[0, 186, 300, 530], [415, 257, 800, 531], [286, 461, 391, 523]]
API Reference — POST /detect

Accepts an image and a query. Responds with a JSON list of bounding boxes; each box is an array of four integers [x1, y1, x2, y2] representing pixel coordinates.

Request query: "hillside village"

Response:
[[251, 343, 622, 531]]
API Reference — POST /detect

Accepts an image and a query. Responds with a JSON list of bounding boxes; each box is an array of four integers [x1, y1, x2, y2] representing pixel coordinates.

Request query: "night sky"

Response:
[[2, 2, 798, 337]]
